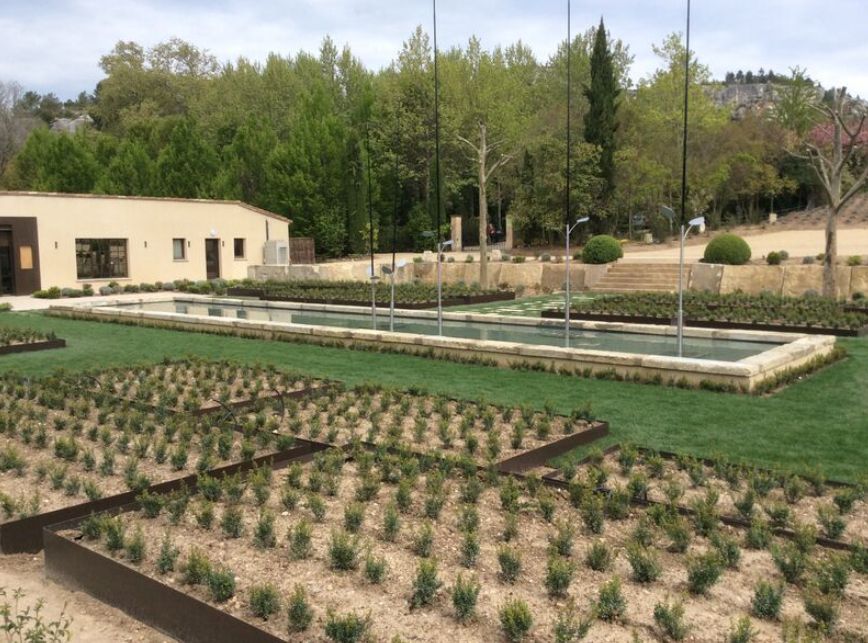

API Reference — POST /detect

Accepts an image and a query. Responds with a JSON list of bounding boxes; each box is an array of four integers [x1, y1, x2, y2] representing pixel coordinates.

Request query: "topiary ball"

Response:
[[581, 235, 623, 264], [703, 234, 751, 265]]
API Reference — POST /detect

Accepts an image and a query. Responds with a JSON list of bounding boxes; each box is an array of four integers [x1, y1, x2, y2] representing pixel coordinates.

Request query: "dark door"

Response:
[[205, 239, 220, 279], [0, 230, 13, 295]]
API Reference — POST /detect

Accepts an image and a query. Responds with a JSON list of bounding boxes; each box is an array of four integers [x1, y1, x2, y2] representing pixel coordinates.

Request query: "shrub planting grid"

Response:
[[49, 448, 867, 643], [256, 384, 606, 470], [0, 364, 331, 552], [556, 445, 865, 552]]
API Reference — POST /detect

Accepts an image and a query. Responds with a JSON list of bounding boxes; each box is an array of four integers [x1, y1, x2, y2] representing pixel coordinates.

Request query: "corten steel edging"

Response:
[[249, 291, 517, 309], [43, 528, 284, 643], [496, 421, 609, 474], [0, 338, 66, 356], [0, 441, 326, 554], [540, 443, 622, 484], [539, 309, 866, 337]]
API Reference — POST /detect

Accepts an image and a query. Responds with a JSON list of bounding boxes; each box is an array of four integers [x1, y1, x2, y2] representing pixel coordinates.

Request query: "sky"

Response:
[[2, 0, 867, 100]]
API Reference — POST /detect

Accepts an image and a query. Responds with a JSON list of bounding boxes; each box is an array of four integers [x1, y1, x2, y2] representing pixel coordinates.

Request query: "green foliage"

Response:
[[450, 574, 481, 622], [653, 598, 689, 640], [703, 234, 752, 265], [553, 600, 593, 642], [363, 554, 387, 584], [207, 566, 236, 602], [0, 587, 73, 642], [581, 235, 623, 264], [324, 609, 371, 643], [686, 551, 724, 594], [409, 558, 442, 609], [497, 546, 522, 583], [249, 583, 281, 619], [752, 580, 783, 619], [545, 556, 575, 597], [595, 577, 626, 621], [726, 616, 757, 643], [585, 540, 614, 571], [183, 548, 211, 585], [287, 585, 314, 632], [626, 543, 661, 583], [328, 530, 360, 571], [499, 599, 533, 642]]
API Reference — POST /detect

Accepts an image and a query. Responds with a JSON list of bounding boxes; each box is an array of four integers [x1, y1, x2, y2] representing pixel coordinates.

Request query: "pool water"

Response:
[[118, 300, 782, 362]]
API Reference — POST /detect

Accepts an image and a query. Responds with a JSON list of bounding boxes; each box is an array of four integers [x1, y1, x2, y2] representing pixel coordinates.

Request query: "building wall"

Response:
[[0, 193, 290, 291]]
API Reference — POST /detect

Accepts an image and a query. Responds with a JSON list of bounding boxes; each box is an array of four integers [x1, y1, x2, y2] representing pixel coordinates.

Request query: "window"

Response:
[[173, 238, 186, 260], [75, 239, 128, 279], [233, 238, 246, 259]]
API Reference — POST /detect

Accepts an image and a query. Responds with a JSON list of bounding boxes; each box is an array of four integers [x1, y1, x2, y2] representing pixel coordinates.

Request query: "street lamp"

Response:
[[676, 215, 705, 357], [381, 259, 407, 332], [366, 266, 379, 331], [422, 231, 453, 335], [564, 216, 590, 347]]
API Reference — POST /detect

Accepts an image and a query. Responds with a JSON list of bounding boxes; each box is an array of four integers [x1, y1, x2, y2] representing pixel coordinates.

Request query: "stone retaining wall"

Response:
[[249, 261, 868, 298]]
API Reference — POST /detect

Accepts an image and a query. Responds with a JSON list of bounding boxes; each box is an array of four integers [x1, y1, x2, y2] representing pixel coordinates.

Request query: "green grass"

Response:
[[1, 312, 866, 481]]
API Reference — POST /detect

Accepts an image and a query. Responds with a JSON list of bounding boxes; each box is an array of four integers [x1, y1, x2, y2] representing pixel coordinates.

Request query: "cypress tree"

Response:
[[583, 19, 620, 214]]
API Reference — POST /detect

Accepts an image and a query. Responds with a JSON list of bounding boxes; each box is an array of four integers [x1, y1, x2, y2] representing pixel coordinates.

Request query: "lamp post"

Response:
[[422, 231, 452, 335], [367, 267, 379, 331], [676, 215, 705, 357], [564, 216, 590, 347], [381, 259, 407, 332]]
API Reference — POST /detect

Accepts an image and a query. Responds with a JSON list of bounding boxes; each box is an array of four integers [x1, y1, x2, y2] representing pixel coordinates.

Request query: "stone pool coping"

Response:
[[48, 296, 836, 392]]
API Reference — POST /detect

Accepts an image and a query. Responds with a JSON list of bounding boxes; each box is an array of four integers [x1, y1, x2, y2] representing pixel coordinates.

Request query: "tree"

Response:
[[97, 139, 155, 195], [780, 70, 868, 297], [154, 119, 217, 198], [583, 18, 621, 228], [0, 81, 40, 177]]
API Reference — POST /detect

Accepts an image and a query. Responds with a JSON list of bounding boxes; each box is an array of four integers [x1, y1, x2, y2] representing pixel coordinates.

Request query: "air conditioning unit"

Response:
[[263, 239, 289, 265]]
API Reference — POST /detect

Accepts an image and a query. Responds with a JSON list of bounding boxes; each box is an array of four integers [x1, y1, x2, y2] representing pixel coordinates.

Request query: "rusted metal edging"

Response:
[[0, 338, 66, 356], [1, 440, 327, 554], [497, 421, 609, 474], [43, 527, 284, 643]]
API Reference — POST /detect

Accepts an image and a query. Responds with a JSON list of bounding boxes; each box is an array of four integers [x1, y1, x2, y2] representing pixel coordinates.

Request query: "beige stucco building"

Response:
[[0, 192, 291, 295]]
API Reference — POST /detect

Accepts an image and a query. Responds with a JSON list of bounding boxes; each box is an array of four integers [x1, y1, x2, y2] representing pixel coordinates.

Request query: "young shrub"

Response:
[[771, 543, 807, 584], [499, 599, 533, 642], [803, 588, 840, 632], [549, 521, 575, 557], [553, 600, 593, 643], [381, 502, 400, 542], [603, 485, 630, 520], [580, 494, 604, 534], [451, 574, 481, 622], [328, 530, 360, 571], [104, 516, 125, 552], [343, 502, 365, 534], [411, 521, 434, 558], [751, 580, 784, 620], [631, 515, 656, 548], [792, 521, 817, 554], [711, 531, 742, 569], [653, 598, 689, 641], [626, 543, 661, 583], [80, 513, 108, 541], [664, 515, 692, 553], [783, 476, 807, 504], [183, 548, 211, 585], [497, 546, 522, 583], [221, 505, 244, 538], [125, 526, 146, 564], [249, 583, 281, 620], [136, 490, 165, 519], [287, 585, 314, 633], [461, 530, 480, 568], [744, 517, 772, 550], [595, 577, 626, 622], [157, 533, 179, 574], [501, 511, 519, 542], [253, 510, 277, 549], [308, 493, 326, 522], [686, 551, 724, 595], [727, 616, 757, 643], [324, 609, 371, 643], [817, 504, 846, 540], [812, 553, 850, 597], [409, 558, 442, 609], [582, 235, 623, 264], [545, 555, 575, 597], [207, 566, 236, 602], [702, 233, 751, 265], [363, 553, 387, 584], [289, 520, 313, 559], [585, 540, 613, 572]]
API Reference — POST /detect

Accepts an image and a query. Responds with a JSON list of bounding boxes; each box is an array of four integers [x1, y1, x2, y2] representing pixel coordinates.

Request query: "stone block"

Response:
[[850, 266, 868, 297], [720, 265, 784, 295]]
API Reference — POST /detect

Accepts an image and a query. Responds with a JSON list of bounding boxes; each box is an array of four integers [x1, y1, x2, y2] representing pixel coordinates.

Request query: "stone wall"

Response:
[[717, 264, 862, 298]]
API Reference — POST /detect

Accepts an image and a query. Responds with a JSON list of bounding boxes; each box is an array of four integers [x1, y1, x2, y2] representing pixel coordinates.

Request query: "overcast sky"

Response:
[[2, 0, 866, 100]]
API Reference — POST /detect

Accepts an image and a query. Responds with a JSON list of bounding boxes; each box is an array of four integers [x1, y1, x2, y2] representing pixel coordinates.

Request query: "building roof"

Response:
[[0, 191, 292, 225]]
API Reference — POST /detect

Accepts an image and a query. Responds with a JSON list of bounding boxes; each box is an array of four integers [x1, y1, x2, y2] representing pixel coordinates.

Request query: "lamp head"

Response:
[[441, 240, 454, 248], [575, 217, 590, 224], [688, 216, 705, 228]]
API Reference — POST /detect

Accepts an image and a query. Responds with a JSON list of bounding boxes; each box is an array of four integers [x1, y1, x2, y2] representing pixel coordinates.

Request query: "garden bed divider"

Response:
[[1, 439, 327, 554], [540, 309, 868, 337], [43, 524, 284, 643], [0, 338, 66, 356], [496, 421, 609, 474], [225, 289, 517, 309]]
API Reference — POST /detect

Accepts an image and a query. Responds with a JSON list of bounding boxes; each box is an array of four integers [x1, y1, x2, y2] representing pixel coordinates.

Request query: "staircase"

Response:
[[591, 262, 688, 293]]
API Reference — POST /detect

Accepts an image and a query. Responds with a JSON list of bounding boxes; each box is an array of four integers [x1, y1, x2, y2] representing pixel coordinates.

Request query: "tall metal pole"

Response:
[[366, 124, 377, 330], [677, 0, 691, 357], [564, 0, 572, 347], [678, 224, 685, 357], [390, 151, 400, 332], [433, 0, 444, 335]]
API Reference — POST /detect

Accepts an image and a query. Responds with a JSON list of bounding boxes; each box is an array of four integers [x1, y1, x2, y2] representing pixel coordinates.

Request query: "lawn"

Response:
[[1, 312, 865, 481]]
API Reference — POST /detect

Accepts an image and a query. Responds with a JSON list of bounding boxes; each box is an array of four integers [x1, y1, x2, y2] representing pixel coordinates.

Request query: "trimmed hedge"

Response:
[[703, 234, 751, 265], [582, 235, 623, 264]]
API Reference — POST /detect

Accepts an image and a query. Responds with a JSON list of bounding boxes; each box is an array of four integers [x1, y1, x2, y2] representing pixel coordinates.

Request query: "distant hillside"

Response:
[[705, 82, 867, 120]]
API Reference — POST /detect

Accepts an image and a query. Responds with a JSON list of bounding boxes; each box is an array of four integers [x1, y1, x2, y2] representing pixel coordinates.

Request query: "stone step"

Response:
[[592, 286, 677, 293]]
